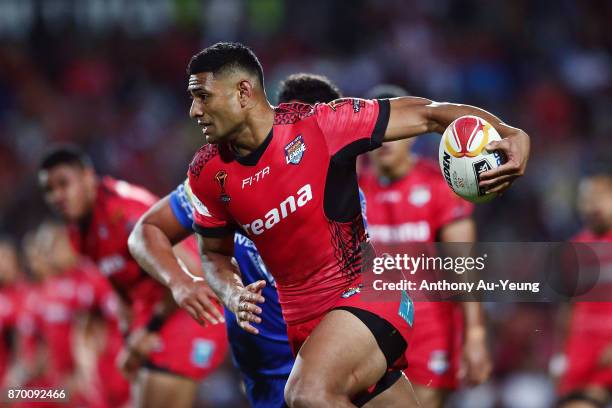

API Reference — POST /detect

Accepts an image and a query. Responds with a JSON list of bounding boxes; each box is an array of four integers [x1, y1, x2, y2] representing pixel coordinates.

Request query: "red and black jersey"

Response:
[[20, 262, 119, 377], [359, 158, 473, 244], [189, 99, 390, 325], [68, 176, 165, 323], [568, 229, 612, 333], [560, 229, 612, 394], [0, 282, 23, 383]]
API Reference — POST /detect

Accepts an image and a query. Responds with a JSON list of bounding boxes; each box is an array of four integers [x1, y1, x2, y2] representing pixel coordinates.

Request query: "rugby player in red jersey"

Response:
[[360, 85, 492, 407], [558, 164, 612, 406], [128, 73, 347, 408], [38, 147, 228, 408], [0, 238, 24, 387], [19, 221, 129, 407], [185, 42, 529, 407]]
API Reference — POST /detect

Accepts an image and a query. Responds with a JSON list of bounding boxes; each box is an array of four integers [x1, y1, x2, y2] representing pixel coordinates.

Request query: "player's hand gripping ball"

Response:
[[439, 115, 506, 203]]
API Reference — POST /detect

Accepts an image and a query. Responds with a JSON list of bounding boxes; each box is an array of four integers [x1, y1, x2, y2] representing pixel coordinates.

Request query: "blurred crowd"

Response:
[[0, 0, 610, 406]]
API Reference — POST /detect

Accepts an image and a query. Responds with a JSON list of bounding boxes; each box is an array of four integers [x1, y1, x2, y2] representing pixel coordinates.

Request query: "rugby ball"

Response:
[[438, 115, 505, 203]]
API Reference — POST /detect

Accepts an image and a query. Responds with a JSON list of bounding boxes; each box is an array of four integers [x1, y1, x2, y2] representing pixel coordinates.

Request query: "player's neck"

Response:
[[231, 103, 275, 156], [377, 156, 414, 181], [591, 225, 611, 237], [77, 178, 99, 225]]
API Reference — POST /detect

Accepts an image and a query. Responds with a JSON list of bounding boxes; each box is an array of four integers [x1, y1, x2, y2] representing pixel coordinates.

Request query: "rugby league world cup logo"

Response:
[[444, 116, 491, 158], [215, 170, 231, 204]]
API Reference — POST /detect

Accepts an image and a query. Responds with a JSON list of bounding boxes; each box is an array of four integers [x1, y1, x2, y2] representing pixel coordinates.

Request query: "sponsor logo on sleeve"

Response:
[[192, 194, 211, 218]]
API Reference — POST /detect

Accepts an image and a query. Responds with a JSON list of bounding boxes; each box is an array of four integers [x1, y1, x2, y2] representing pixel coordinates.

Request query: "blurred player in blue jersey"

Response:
[[128, 73, 350, 408]]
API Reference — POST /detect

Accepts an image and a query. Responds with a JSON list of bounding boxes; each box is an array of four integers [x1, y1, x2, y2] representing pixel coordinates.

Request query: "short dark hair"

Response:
[[188, 42, 264, 87], [556, 391, 605, 408], [277, 73, 342, 104], [39, 144, 92, 171], [582, 155, 612, 180], [365, 84, 410, 99], [0, 234, 16, 249]]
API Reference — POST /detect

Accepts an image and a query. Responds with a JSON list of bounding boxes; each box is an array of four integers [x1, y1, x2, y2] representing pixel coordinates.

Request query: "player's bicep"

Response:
[[136, 195, 192, 246], [316, 98, 390, 158], [384, 97, 440, 142], [168, 181, 197, 232], [189, 188, 237, 237], [197, 233, 234, 257]]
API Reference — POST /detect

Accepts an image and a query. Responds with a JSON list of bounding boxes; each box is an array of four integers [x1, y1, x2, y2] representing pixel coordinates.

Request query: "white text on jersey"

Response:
[[242, 166, 270, 189], [242, 184, 313, 235], [369, 221, 431, 243], [98, 254, 126, 276]]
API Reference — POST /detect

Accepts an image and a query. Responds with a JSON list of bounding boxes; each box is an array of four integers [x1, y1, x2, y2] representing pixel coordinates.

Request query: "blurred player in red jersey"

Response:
[[184, 42, 529, 407], [18, 221, 130, 407], [558, 163, 612, 406], [360, 85, 492, 407], [38, 147, 228, 408], [0, 238, 25, 387]]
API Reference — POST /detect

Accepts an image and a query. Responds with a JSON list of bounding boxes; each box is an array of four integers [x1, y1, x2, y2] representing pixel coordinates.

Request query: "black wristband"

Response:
[[145, 314, 166, 332]]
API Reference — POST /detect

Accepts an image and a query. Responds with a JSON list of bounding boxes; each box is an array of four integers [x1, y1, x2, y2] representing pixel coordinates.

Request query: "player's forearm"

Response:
[[196, 233, 244, 309], [461, 302, 487, 339], [428, 101, 526, 140], [384, 97, 527, 142], [128, 222, 192, 289], [200, 248, 244, 309]]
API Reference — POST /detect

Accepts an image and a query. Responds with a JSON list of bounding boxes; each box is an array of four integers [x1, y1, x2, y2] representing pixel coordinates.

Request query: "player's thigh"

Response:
[[581, 386, 610, 404], [134, 368, 198, 408], [287, 309, 388, 397], [363, 374, 421, 408], [410, 383, 449, 408]]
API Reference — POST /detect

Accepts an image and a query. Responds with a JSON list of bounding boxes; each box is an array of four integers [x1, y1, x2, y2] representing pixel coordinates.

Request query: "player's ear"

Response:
[[238, 80, 253, 108], [83, 167, 97, 187]]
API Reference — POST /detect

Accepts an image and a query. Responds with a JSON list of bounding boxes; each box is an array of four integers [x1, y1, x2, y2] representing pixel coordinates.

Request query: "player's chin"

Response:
[[53, 206, 72, 221], [205, 132, 222, 144]]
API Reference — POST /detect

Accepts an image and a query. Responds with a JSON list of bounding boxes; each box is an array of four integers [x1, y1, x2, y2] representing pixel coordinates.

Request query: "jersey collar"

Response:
[[233, 128, 273, 166]]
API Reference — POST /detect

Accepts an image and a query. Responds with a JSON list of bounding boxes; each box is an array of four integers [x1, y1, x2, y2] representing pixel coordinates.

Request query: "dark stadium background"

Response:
[[0, 0, 610, 407]]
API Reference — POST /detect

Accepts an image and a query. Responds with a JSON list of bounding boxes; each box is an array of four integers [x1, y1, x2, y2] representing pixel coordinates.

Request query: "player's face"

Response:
[[369, 139, 413, 171], [23, 235, 50, 280], [39, 164, 95, 222], [0, 243, 19, 284], [188, 72, 245, 144], [578, 176, 612, 234], [33, 223, 75, 271], [47, 225, 76, 270]]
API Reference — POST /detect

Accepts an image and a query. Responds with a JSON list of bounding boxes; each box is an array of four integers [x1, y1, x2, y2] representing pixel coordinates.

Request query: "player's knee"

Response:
[[284, 378, 343, 408]]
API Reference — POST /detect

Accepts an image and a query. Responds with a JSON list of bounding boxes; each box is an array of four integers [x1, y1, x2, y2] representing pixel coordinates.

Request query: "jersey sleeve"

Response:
[[434, 182, 474, 233], [168, 179, 195, 232], [188, 165, 236, 238], [81, 265, 122, 321], [314, 98, 390, 159]]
